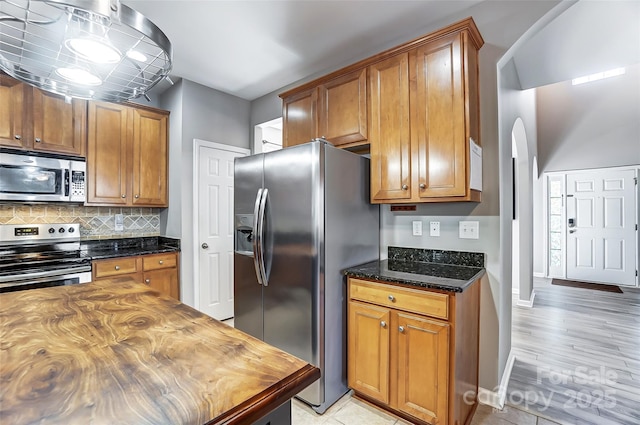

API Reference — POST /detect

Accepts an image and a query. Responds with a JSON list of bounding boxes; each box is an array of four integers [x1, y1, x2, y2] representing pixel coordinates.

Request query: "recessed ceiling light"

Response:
[[55, 67, 103, 86], [572, 67, 625, 85], [126, 50, 148, 62], [65, 37, 122, 64]]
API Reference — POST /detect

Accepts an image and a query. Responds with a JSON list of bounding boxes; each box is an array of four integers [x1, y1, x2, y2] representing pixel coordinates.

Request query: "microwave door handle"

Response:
[[252, 188, 264, 285], [257, 188, 269, 286], [64, 169, 70, 197]]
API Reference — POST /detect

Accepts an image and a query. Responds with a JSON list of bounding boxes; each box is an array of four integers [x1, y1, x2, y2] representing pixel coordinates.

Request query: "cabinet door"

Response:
[[282, 88, 317, 147], [0, 74, 27, 148], [348, 301, 390, 404], [131, 108, 168, 206], [32, 89, 87, 156], [412, 33, 466, 198], [369, 53, 411, 202], [144, 268, 179, 299], [395, 312, 449, 424], [87, 102, 130, 205], [318, 68, 367, 147]]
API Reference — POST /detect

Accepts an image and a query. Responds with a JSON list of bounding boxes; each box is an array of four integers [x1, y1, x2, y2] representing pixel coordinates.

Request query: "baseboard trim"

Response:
[[533, 272, 545, 278], [515, 289, 536, 308], [478, 351, 516, 410]]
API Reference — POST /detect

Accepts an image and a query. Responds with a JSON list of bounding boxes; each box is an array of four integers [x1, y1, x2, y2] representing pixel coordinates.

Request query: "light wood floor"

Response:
[[508, 277, 640, 425]]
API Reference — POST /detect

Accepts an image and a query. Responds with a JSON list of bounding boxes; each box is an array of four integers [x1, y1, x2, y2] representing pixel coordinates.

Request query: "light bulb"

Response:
[[65, 37, 121, 64], [56, 67, 103, 86]]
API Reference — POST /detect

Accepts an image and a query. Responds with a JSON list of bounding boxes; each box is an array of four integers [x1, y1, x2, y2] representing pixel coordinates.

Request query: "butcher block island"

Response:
[[0, 278, 320, 425]]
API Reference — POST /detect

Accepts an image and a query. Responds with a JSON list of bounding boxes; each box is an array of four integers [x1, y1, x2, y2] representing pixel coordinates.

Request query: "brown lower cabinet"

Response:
[[92, 252, 180, 300], [347, 277, 480, 425]]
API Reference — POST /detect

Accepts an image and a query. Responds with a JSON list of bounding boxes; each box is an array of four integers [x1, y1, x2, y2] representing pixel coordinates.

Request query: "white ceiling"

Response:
[[122, 1, 640, 100], [123, 0, 483, 100]]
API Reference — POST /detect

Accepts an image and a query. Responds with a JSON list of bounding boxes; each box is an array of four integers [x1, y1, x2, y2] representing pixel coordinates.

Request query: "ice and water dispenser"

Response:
[[235, 214, 253, 254]]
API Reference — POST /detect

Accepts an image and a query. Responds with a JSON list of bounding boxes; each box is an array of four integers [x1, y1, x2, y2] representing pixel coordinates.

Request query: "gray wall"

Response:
[[160, 79, 251, 307], [536, 63, 640, 173]]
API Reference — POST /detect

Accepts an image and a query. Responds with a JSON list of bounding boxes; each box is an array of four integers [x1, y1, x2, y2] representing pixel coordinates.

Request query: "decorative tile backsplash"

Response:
[[0, 204, 161, 240]]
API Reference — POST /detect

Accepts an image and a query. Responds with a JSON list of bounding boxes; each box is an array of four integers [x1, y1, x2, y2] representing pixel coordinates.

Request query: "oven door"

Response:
[[0, 268, 92, 293], [0, 152, 68, 202]]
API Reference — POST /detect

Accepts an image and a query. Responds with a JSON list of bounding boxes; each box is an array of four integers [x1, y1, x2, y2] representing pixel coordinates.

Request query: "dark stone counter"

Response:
[[81, 236, 180, 260], [343, 247, 485, 293]]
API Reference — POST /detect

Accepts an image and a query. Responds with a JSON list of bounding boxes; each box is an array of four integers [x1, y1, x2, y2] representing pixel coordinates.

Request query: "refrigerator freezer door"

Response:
[[234, 154, 264, 340], [262, 143, 322, 401]]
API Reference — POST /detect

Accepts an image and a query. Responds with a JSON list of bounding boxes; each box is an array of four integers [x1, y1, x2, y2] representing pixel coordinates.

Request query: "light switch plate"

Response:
[[412, 221, 422, 236], [430, 221, 440, 237], [459, 221, 479, 239], [115, 213, 124, 232]]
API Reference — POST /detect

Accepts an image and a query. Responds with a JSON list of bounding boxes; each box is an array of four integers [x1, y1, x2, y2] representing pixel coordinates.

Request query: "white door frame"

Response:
[[542, 165, 639, 286], [192, 139, 250, 310]]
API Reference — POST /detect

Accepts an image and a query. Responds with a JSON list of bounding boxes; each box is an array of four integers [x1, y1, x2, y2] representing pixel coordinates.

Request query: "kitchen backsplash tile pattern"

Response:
[[0, 204, 161, 239]]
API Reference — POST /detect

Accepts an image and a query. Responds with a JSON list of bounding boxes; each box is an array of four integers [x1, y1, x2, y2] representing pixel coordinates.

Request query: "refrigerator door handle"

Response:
[[252, 188, 264, 285], [257, 188, 269, 286]]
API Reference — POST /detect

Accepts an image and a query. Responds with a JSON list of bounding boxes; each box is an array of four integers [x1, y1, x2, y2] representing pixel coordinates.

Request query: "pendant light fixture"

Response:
[[0, 0, 172, 102]]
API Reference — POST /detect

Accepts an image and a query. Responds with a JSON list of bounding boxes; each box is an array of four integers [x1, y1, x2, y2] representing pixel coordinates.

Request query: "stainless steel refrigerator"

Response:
[[233, 139, 379, 413]]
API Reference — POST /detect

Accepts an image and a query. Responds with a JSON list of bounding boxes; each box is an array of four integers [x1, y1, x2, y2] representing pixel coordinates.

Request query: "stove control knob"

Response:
[[58, 227, 65, 233], [48, 228, 55, 234], [68, 227, 75, 233]]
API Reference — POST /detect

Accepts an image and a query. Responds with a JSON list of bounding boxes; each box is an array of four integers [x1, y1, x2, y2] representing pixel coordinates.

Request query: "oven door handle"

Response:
[[0, 265, 92, 283]]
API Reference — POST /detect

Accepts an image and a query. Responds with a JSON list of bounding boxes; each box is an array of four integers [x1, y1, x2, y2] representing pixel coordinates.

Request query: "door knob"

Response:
[[388, 294, 395, 301], [419, 183, 426, 189], [145, 278, 150, 284], [202, 243, 209, 249], [14, 135, 21, 140], [399, 326, 405, 333], [114, 266, 120, 271], [35, 138, 41, 143], [121, 194, 126, 198], [380, 321, 387, 328], [402, 184, 408, 190]]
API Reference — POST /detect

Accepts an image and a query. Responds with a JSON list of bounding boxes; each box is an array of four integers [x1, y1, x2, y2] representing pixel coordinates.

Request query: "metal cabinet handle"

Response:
[[419, 183, 426, 189], [135, 194, 139, 198], [121, 194, 126, 198], [388, 294, 395, 301], [14, 135, 21, 140], [145, 278, 150, 284], [114, 266, 120, 271], [402, 184, 408, 190], [569, 229, 576, 234], [159, 260, 164, 265], [380, 321, 387, 328], [202, 243, 209, 249], [399, 326, 405, 333], [35, 138, 41, 143]]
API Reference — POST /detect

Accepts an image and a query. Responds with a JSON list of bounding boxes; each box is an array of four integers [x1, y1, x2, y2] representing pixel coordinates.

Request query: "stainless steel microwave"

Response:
[[0, 151, 86, 203]]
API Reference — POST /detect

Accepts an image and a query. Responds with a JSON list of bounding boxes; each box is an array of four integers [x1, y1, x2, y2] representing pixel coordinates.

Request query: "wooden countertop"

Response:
[[0, 278, 320, 425]]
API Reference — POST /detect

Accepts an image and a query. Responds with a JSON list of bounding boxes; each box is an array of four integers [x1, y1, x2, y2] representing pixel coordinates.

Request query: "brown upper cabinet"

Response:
[[280, 18, 483, 203], [281, 68, 368, 149], [86, 101, 168, 207], [0, 74, 86, 156]]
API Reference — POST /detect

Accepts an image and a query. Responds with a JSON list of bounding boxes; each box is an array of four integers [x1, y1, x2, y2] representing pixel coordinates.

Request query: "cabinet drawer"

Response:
[[143, 253, 177, 271], [349, 278, 448, 320], [93, 257, 139, 278]]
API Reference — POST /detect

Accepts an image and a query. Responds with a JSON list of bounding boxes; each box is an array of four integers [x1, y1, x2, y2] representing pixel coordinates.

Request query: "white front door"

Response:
[[566, 168, 637, 286], [195, 140, 249, 319]]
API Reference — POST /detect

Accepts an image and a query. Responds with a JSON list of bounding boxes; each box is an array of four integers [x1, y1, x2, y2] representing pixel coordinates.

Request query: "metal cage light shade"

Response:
[[0, 0, 172, 102]]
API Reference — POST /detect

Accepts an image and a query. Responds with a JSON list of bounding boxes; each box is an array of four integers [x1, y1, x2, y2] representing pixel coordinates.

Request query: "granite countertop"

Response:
[[343, 247, 486, 293], [80, 236, 180, 260]]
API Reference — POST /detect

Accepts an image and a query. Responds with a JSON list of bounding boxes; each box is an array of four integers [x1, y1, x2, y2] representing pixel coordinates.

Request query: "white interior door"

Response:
[[195, 141, 249, 319], [566, 168, 637, 286]]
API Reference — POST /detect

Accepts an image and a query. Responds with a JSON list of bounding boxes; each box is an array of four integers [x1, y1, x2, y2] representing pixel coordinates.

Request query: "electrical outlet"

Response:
[[430, 221, 440, 237], [115, 213, 124, 232], [412, 221, 422, 236], [459, 221, 479, 239]]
